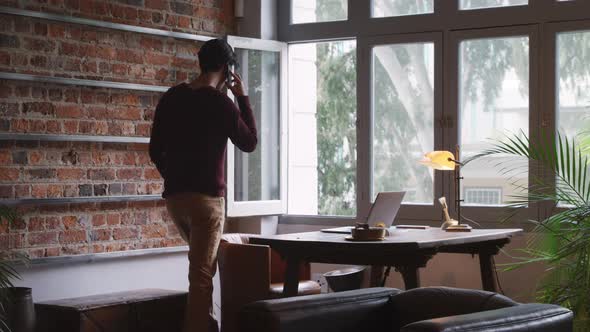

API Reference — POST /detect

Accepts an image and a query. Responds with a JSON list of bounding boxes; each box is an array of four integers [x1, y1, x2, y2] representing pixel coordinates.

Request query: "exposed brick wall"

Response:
[[0, 0, 235, 258], [1, 80, 160, 136], [0, 14, 201, 85], [0, 200, 184, 258], [1, 0, 234, 36]]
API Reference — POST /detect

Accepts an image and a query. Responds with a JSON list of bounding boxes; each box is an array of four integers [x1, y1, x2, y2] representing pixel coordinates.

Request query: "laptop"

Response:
[[320, 191, 406, 234]]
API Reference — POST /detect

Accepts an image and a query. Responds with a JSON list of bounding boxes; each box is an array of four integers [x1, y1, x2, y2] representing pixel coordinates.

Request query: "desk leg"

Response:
[[283, 258, 301, 297], [369, 266, 385, 287], [397, 265, 420, 290], [479, 252, 498, 292]]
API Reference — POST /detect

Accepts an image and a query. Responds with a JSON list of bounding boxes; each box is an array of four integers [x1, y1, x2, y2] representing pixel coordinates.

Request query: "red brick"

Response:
[[0, 151, 10, 164], [113, 227, 138, 240], [59, 42, 79, 56], [11, 118, 30, 132], [178, 16, 190, 29], [91, 229, 111, 241], [0, 168, 19, 181], [0, 185, 13, 199], [60, 230, 87, 244], [145, 52, 169, 66], [31, 184, 48, 198], [112, 107, 142, 120], [46, 120, 61, 133], [60, 245, 89, 255], [92, 214, 106, 227], [14, 185, 30, 197], [34, 22, 48, 36], [62, 215, 79, 230], [47, 184, 63, 198], [46, 216, 61, 230], [116, 49, 143, 64], [116, 168, 141, 180], [88, 168, 115, 180], [107, 213, 120, 226], [136, 123, 151, 136], [28, 151, 43, 165], [145, 0, 167, 10], [57, 167, 84, 182], [141, 224, 167, 239], [28, 217, 45, 232], [63, 120, 78, 134], [45, 247, 60, 257], [29, 120, 46, 132], [23, 102, 55, 116], [28, 232, 58, 246], [48, 24, 65, 38], [0, 51, 10, 66], [92, 244, 105, 253]]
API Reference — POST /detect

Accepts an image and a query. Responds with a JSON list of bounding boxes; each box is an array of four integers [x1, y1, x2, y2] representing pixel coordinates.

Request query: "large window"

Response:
[[372, 42, 435, 204], [291, 0, 348, 24], [556, 30, 590, 139], [459, 0, 528, 10], [241, 0, 590, 224], [459, 35, 530, 206], [288, 40, 357, 216], [372, 0, 434, 18]]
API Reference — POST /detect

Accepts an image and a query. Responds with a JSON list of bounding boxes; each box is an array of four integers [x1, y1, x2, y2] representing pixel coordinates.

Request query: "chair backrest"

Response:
[[218, 234, 271, 332], [217, 233, 315, 332]]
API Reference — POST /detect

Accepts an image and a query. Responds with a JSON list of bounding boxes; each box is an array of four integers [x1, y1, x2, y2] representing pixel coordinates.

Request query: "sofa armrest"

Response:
[[240, 287, 401, 332], [401, 303, 573, 332]]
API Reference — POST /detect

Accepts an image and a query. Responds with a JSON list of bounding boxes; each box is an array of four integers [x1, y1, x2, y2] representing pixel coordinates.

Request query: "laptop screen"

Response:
[[366, 192, 406, 227]]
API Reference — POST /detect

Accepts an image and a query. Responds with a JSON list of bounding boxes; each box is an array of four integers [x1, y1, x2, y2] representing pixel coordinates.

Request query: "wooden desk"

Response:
[[249, 228, 522, 297]]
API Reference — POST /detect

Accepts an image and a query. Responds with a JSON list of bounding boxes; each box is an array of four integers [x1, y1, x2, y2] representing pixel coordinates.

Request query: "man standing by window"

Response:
[[149, 39, 257, 332]]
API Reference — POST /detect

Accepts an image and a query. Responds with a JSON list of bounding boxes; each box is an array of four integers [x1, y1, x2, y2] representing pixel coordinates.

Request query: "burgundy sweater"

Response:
[[149, 83, 258, 198]]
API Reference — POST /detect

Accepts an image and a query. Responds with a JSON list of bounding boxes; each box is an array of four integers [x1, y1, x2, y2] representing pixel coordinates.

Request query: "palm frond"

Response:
[[469, 130, 590, 319]]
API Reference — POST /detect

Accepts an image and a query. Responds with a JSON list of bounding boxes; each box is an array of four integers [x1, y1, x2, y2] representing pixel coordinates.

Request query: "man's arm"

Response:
[[225, 72, 257, 152], [227, 95, 258, 152], [149, 89, 172, 177]]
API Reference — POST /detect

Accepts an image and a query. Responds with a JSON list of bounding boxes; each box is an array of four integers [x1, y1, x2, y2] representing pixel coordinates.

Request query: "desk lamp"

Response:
[[420, 147, 472, 232]]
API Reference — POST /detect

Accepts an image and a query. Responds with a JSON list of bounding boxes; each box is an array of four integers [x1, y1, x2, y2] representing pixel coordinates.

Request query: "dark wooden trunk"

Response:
[[35, 289, 186, 332]]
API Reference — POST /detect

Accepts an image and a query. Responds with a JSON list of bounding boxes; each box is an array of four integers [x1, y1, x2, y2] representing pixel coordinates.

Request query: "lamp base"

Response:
[[445, 224, 472, 232]]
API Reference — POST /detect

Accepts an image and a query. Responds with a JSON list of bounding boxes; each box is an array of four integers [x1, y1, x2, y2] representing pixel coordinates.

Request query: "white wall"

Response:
[[12, 252, 190, 303]]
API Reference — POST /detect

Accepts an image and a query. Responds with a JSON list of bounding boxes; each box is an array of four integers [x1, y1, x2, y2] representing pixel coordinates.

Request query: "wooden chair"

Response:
[[217, 233, 321, 332]]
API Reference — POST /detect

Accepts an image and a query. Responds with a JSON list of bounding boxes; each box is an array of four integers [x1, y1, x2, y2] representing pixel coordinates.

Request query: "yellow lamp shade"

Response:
[[420, 151, 456, 170]]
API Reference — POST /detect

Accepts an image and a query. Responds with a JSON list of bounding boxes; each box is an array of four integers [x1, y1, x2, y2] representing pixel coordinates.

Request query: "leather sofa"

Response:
[[239, 287, 573, 332]]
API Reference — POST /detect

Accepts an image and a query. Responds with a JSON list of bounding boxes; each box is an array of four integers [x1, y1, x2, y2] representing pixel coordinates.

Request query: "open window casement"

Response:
[[226, 36, 288, 217]]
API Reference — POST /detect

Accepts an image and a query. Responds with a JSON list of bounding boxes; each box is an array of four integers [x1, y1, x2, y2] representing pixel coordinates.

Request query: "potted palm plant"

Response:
[[469, 131, 590, 330], [0, 205, 32, 332]]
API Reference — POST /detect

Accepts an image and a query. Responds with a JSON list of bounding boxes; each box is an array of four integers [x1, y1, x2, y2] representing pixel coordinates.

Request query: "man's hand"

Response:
[[226, 71, 246, 97]]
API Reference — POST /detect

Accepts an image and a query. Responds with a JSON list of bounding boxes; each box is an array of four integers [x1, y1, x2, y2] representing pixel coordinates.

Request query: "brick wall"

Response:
[[0, 0, 234, 258]]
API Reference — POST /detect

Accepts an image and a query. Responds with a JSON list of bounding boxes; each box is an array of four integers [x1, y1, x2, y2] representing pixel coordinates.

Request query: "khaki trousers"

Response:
[[166, 192, 225, 332]]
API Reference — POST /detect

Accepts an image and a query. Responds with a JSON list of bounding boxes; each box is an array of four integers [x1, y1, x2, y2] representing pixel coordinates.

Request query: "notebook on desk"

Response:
[[321, 191, 406, 234]]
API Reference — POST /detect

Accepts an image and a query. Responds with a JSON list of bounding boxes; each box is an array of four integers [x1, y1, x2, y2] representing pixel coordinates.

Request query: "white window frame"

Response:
[[225, 36, 288, 217]]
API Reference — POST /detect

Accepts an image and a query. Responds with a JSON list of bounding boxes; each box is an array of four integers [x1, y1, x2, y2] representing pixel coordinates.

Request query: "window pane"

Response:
[[557, 30, 590, 139], [459, 36, 529, 206], [372, 0, 434, 18], [292, 0, 347, 24], [372, 42, 435, 204], [234, 49, 281, 201], [460, 0, 527, 10], [288, 41, 357, 216]]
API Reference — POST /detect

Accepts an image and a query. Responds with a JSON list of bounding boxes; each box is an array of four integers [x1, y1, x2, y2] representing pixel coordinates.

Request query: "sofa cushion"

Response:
[[390, 286, 518, 329]]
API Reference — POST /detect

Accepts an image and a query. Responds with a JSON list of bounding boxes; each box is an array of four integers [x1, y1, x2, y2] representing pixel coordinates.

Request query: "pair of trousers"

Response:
[[166, 192, 225, 332]]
